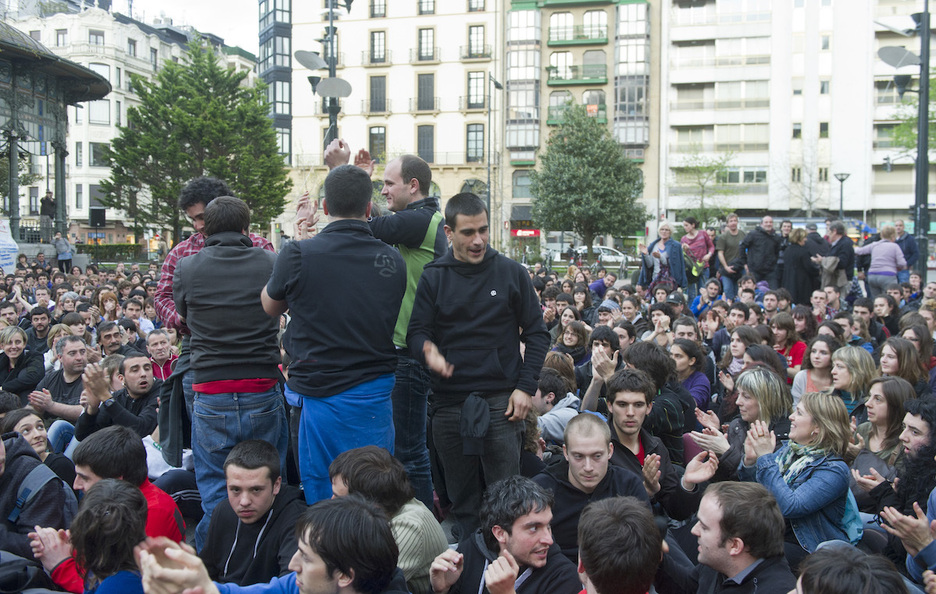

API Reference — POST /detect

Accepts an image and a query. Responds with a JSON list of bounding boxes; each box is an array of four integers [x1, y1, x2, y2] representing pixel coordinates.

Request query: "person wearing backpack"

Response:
[[0, 431, 70, 559]]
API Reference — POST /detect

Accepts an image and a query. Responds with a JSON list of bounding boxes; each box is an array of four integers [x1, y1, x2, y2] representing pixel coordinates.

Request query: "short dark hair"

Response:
[[324, 165, 373, 218], [537, 367, 568, 402], [444, 192, 487, 230], [0, 301, 16, 314], [179, 176, 232, 211], [542, 286, 561, 300], [853, 297, 873, 311], [224, 439, 281, 482], [0, 391, 21, 416], [124, 298, 144, 311], [97, 320, 119, 336], [578, 497, 662, 594], [54, 334, 86, 358], [204, 196, 251, 236], [29, 306, 50, 320], [398, 155, 432, 196], [296, 495, 398, 594], [70, 479, 147, 586], [728, 301, 750, 318], [704, 482, 784, 559], [606, 368, 656, 406], [798, 545, 908, 594], [590, 325, 619, 352], [828, 220, 846, 236], [480, 476, 553, 552], [622, 341, 674, 392], [328, 446, 414, 517], [73, 425, 148, 486]]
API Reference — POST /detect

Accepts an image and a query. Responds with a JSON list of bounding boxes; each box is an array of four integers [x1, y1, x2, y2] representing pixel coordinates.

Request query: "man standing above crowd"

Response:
[[324, 140, 446, 509], [826, 221, 855, 294], [738, 215, 780, 289], [716, 213, 745, 301], [263, 165, 405, 504], [408, 193, 549, 539], [896, 219, 919, 283], [176, 196, 287, 548]]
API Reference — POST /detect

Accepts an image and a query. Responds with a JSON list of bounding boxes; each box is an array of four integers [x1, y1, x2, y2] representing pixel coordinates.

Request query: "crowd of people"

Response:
[[0, 145, 933, 594]]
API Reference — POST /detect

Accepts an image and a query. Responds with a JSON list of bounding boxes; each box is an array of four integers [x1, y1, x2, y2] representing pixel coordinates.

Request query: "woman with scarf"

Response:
[[551, 320, 591, 367], [637, 222, 687, 297], [742, 391, 857, 569]]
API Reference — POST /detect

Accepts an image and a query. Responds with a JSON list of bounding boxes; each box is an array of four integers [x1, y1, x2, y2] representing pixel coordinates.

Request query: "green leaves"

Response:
[[101, 38, 292, 243]]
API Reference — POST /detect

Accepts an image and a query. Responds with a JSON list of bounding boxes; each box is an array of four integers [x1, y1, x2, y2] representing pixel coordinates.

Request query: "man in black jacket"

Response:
[[177, 196, 287, 549], [737, 215, 781, 289], [667, 482, 795, 594], [200, 440, 306, 586], [408, 193, 549, 538], [74, 351, 160, 441], [429, 476, 580, 594]]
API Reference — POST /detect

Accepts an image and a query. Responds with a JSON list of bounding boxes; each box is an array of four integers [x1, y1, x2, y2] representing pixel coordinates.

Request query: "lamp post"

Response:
[[834, 172, 850, 222], [485, 73, 503, 217]]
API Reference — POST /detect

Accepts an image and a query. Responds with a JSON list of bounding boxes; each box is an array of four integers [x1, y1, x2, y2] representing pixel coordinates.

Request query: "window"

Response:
[[56, 29, 67, 46], [371, 0, 386, 17], [89, 63, 109, 82], [74, 104, 83, 124], [417, 74, 435, 110], [583, 10, 607, 39], [29, 30, 41, 42], [88, 100, 109, 125], [820, 80, 830, 94], [821, 35, 830, 50], [370, 31, 386, 63], [467, 124, 484, 162], [75, 184, 83, 210], [743, 170, 766, 183], [89, 30, 104, 45], [793, 123, 801, 138], [29, 187, 38, 215], [369, 126, 386, 159], [269, 80, 291, 115], [115, 100, 121, 126], [90, 143, 109, 167], [127, 39, 137, 56], [468, 0, 484, 11], [820, 122, 829, 138], [550, 51, 572, 79], [276, 127, 290, 158], [509, 10, 540, 43], [417, 125, 434, 163], [418, 0, 434, 14], [468, 25, 486, 58], [792, 167, 802, 182], [274, 0, 290, 22], [818, 168, 829, 182], [275, 35, 290, 67], [550, 12, 573, 42], [151, 48, 158, 68], [513, 171, 532, 198], [370, 76, 386, 112], [115, 67, 121, 88], [418, 28, 434, 60], [792, 78, 803, 95], [75, 142, 83, 167], [467, 72, 485, 108]]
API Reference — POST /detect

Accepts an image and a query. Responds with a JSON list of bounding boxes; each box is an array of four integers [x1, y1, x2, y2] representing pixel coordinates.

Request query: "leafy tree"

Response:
[[669, 144, 737, 227], [0, 154, 42, 205], [101, 38, 292, 244], [530, 105, 647, 261], [891, 72, 936, 159]]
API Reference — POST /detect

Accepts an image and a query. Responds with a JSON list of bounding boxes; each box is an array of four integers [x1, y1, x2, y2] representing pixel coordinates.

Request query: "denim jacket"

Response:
[[739, 445, 850, 553]]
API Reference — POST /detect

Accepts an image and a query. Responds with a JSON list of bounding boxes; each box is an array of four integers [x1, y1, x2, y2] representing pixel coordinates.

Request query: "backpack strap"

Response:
[[8, 464, 57, 524]]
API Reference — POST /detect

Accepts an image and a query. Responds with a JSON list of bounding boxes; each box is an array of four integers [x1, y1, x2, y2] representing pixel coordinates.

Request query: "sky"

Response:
[[119, 0, 260, 54]]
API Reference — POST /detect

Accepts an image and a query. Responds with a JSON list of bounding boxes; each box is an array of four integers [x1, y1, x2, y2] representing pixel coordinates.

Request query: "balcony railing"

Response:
[[361, 50, 392, 66], [671, 55, 770, 69], [671, 9, 771, 27], [361, 99, 392, 114], [548, 25, 608, 44], [670, 142, 769, 153], [547, 104, 607, 123], [410, 47, 440, 63], [460, 96, 487, 110], [546, 64, 607, 84], [461, 45, 493, 60], [669, 98, 770, 110], [410, 97, 440, 112]]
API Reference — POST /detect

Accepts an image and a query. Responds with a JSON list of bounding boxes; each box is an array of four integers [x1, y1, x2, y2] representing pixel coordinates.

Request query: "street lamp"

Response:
[[486, 73, 503, 218], [834, 172, 850, 222]]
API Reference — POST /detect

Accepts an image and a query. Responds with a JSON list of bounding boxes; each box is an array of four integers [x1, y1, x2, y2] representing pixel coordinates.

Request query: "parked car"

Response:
[[575, 245, 628, 265]]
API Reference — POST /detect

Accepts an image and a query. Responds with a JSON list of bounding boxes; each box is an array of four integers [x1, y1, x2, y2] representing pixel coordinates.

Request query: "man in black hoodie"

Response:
[[408, 193, 549, 538], [200, 440, 306, 586], [737, 215, 781, 289]]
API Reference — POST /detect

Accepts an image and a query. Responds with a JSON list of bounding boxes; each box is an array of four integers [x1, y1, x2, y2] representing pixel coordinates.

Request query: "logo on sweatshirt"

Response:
[[491, 290, 497, 296]]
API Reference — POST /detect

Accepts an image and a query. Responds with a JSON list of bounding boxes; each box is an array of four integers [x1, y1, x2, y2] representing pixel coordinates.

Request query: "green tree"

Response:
[[101, 38, 292, 244], [0, 154, 42, 205], [891, 72, 936, 159], [669, 144, 737, 227], [530, 105, 647, 261]]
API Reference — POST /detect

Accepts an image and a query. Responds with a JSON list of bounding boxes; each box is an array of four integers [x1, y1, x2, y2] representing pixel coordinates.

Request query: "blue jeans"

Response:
[[192, 386, 288, 551], [898, 269, 911, 284], [47, 420, 77, 459], [292, 374, 395, 504], [431, 392, 522, 539], [721, 275, 738, 302], [391, 352, 433, 509]]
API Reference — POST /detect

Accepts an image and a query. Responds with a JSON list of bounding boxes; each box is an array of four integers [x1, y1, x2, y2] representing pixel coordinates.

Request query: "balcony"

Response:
[[546, 64, 607, 86], [460, 96, 488, 111], [410, 47, 440, 63], [540, 0, 614, 6], [547, 25, 608, 46], [361, 99, 392, 114], [410, 97, 440, 112], [669, 98, 770, 110], [361, 50, 393, 67], [460, 45, 493, 60], [546, 104, 607, 124], [670, 55, 770, 69], [669, 142, 769, 153], [670, 9, 770, 27]]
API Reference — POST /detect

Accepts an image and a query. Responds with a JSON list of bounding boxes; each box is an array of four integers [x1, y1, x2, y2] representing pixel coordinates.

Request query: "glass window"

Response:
[[467, 124, 484, 162], [89, 30, 104, 45], [259, 0, 273, 29], [270, 80, 291, 115], [513, 171, 532, 199], [508, 10, 540, 43], [276, 128, 290, 159], [29, 187, 38, 216], [468, 0, 484, 11], [151, 48, 158, 68], [75, 142, 83, 167], [274, 0, 290, 22], [792, 168, 801, 182], [115, 100, 121, 126], [507, 82, 539, 121], [820, 122, 829, 138], [793, 123, 801, 138], [418, 28, 434, 60], [417, 74, 435, 110], [818, 168, 829, 182], [115, 67, 121, 88], [74, 104, 83, 124], [550, 12, 572, 41], [820, 80, 830, 94], [468, 26, 486, 58], [507, 49, 539, 80], [29, 31, 41, 42], [467, 72, 485, 109], [419, 0, 434, 15], [89, 100, 109, 125], [370, 31, 386, 62], [75, 184, 83, 210], [583, 10, 607, 39], [417, 125, 434, 163], [370, 75, 386, 111], [550, 52, 572, 79], [821, 35, 830, 50], [371, 0, 386, 17], [127, 39, 137, 56], [90, 143, 109, 167], [369, 126, 386, 159], [275, 36, 290, 67], [88, 63, 109, 82], [56, 29, 67, 46]]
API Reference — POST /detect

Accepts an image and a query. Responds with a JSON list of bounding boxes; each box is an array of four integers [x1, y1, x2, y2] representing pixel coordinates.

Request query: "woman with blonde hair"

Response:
[[0, 325, 44, 403], [637, 222, 687, 296], [831, 346, 877, 422], [743, 391, 858, 565], [854, 225, 907, 298]]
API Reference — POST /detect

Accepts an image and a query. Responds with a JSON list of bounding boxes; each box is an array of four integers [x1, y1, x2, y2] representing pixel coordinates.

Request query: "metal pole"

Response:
[[839, 181, 844, 222], [916, 0, 930, 275], [486, 77, 492, 215], [323, 5, 340, 151]]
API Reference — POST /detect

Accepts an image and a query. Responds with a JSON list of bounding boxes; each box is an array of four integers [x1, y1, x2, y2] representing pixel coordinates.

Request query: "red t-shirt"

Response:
[[777, 341, 807, 384]]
